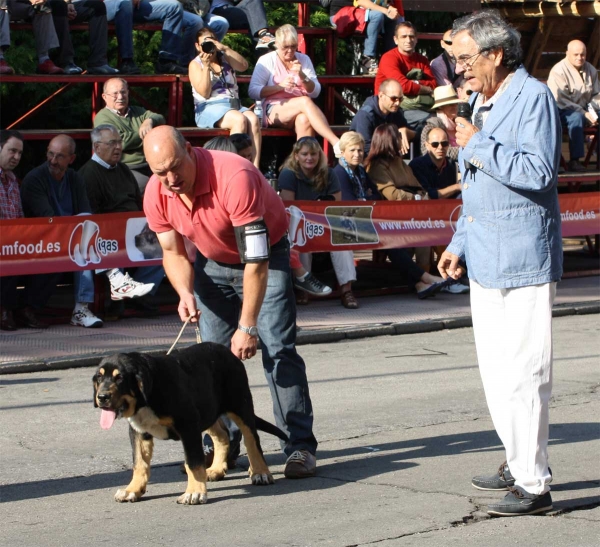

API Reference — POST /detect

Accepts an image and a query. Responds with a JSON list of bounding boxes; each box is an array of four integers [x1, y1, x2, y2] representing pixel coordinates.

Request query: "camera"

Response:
[[201, 41, 216, 54]]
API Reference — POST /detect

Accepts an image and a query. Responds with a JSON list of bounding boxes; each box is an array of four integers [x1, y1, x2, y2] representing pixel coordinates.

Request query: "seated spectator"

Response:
[[430, 29, 463, 89], [411, 126, 461, 199], [333, 131, 463, 298], [0, 130, 50, 330], [364, 123, 425, 201], [374, 21, 436, 130], [419, 85, 462, 160], [329, 0, 402, 76], [349, 78, 414, 156], [278, 137, 357, 309], [94, 78, 166, 194], [229, 132, 253, 163], [19, 135, 103, 328], [548, 39, 599, 172], [189, 28, 261, 168], [78, 124, 163, 314], [3, 1, 63, 74], [249, 24, 341, 155], [204, 134, 332, 302], [365, 123, 430, 272], [44, 0, 118, 74], [207, 0, 276, 52]]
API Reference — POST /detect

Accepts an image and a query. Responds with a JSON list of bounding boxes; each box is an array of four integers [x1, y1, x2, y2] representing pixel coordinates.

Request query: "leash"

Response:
[[166, 316, 202, 355]]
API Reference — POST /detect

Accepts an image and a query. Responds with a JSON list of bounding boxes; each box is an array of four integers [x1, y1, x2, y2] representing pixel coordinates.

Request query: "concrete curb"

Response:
[[1, 301, 597, 375]]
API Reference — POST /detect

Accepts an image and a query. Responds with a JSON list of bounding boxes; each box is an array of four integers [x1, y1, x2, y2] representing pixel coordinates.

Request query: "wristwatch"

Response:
[[238, 324, 258, 337]]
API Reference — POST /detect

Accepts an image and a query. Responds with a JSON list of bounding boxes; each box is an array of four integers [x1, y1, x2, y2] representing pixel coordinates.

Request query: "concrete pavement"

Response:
[[0, 314, 598, 546]]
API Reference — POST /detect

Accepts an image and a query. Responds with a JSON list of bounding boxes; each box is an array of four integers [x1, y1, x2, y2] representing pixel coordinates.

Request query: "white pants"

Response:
[[299, 251, 356, 287], [470, 280, 556, 495]]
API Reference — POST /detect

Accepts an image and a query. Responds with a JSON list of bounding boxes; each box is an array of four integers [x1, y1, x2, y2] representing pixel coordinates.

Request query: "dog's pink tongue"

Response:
[[100, 409, 117, 430]]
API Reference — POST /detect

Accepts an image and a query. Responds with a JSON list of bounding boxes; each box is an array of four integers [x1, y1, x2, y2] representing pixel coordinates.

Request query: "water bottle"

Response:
[[254, 100, 263, 122]]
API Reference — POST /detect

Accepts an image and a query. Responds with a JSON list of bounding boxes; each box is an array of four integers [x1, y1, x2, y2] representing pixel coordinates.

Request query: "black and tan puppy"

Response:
[[93, 342, 288, 505]]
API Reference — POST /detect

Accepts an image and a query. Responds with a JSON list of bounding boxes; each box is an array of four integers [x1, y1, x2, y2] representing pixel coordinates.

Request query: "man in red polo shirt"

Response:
[[143, 126, 317, 479], [375, 21, 436, 131]]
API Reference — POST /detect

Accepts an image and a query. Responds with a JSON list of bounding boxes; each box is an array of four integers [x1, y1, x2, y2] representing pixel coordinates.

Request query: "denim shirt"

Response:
[[446, 66, 563, 289]]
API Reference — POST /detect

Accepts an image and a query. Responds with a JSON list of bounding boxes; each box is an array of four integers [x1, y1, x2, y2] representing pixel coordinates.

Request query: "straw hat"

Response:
[[431, 85, 463, 109]]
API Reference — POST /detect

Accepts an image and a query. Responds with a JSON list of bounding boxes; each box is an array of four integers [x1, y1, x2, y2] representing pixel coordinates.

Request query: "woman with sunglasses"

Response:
[[249, 24, 341, 156], [278, 137, 359, 309], [189, 28, 262, 168]]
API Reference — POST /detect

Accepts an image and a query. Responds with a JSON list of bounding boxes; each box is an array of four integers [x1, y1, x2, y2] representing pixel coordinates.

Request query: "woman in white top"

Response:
[[249, 24, 340, 155], [188, 27, 261, 168]]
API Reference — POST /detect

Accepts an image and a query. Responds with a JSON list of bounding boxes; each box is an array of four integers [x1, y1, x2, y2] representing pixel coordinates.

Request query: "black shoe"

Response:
[[155, 59, 187, 75], [472, 461, 552, 491], [487, 486, 553, 517], [567, 159, 586, 172], [472, 460, 515, 491], [87, 64, 119, 75], [119, 59, 141, 75], [14, 307, 49, 329], [1, 310, 17, 331]]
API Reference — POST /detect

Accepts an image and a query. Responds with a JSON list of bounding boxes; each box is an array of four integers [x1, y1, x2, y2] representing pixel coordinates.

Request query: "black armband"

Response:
[[234, 220, 270, 263]]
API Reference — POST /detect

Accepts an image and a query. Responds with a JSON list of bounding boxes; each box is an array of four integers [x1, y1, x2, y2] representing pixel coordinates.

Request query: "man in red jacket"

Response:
[[374, 21, 435, 131]]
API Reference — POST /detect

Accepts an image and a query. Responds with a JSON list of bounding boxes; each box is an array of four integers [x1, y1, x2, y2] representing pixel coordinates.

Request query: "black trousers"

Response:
[[48, 0, 108, 67]]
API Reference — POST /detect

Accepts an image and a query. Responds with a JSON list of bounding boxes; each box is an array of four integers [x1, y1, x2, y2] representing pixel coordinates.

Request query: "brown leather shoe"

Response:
[[36, 59, 65, 75], [284, 450, 316, 479], [1, 309, 17, 331], [14, 307, 49, 329]]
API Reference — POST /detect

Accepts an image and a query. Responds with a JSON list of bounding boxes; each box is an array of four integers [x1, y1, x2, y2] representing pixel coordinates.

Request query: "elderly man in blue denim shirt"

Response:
[[438, 11, 563, 517]]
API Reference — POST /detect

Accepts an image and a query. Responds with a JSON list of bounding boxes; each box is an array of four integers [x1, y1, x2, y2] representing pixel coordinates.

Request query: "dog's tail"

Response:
[[255, 416, 289, 442]]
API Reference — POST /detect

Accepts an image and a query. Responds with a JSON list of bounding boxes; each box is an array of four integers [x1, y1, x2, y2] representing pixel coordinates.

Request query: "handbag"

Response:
[[331, 6, 367, 38]]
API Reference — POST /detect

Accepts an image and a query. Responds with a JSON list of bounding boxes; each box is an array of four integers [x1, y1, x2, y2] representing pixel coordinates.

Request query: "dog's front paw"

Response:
[[177, 491, 208, 505], [250, 472, 274, 485], [114, 488, 143, 502]]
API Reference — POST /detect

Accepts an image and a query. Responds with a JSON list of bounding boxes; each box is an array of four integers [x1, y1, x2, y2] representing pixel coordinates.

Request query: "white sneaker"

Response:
[[110, 273, 154, 301], [71, 306, 103, 328]]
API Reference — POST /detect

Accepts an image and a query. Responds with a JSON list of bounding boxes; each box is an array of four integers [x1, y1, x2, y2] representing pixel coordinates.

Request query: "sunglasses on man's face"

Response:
[[443, 40, 452, 45], [429, 141, 450, 148]]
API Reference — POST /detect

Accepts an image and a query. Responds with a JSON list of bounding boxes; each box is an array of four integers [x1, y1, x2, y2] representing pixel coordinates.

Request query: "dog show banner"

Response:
[[0, 193, 598, 277]]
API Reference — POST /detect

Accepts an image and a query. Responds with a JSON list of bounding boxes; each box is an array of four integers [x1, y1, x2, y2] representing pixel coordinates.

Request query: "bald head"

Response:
[[49, 134, 76, 155], [566, 40, 586, 69], [144, 126, 196, 196], [46, 134, 76, 181]]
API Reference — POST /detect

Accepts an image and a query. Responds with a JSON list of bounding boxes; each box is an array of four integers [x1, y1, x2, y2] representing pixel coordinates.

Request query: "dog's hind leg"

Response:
[[115, 429, 153, 503], [227, 412, 274, 485], [204, 418, 229, 481]]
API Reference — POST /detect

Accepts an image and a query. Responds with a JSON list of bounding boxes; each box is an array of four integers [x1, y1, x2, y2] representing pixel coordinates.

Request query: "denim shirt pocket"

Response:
[[495, 207, 551, 277]]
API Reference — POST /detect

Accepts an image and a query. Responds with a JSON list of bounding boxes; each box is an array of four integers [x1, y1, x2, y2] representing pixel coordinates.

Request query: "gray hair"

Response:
[[91, 124, 119, 144], [452, 10, 522, 70], [203, 136, 237, 153], [102, 77, 129, 94]]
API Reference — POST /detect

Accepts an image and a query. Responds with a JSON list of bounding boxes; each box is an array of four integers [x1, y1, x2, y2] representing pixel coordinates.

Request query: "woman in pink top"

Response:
[[249, 24, 341, 156]]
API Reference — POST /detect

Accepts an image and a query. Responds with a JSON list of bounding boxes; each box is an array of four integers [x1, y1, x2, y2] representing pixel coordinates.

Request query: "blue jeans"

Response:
[[28, 269, 95, 309], [193, 237, 317, 457], [364, 9, 384, 58], [181, 10, 229, 65], [559, 108, 585, 160], [104, 0, 184, 61]]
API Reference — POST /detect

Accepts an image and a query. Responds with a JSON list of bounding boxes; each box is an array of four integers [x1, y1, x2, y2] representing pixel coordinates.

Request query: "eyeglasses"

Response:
[[443, 40, 452, 45], [104, 90, 128, 98], [383, 93, 403, 103], [280, 44, 298, 51], [429, 141, 449, 148], [98, 139, 122, 147], [456, 50, 486, 70]]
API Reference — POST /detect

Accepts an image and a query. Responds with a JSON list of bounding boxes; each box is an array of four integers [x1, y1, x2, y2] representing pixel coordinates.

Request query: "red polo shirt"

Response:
[[144, 148, 288, 264], [374, 49, 436, 96]]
